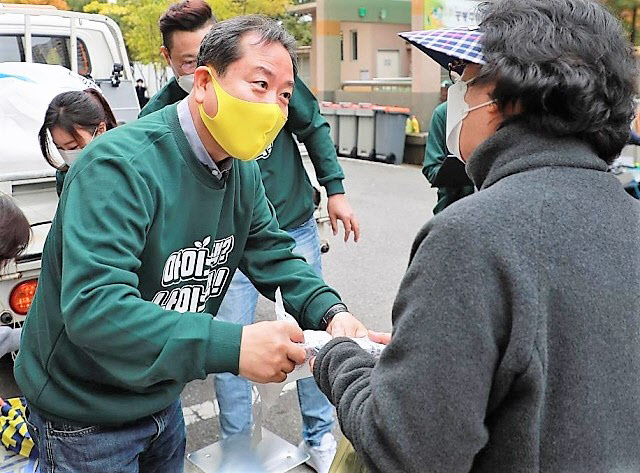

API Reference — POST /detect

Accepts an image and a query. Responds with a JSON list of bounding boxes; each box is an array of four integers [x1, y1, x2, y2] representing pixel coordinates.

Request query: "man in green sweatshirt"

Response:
[[15, 15, 366, 473], [142, 3, 359, 471]]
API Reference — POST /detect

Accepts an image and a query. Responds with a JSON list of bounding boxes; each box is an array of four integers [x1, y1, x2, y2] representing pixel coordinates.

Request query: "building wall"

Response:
[[339, 21, 410, 82], [297, 47, 311, 86], [410, 0, 442, 131], [325, 0, 410, 23], [313, 0, 411, 100], [409, 0, 484, 130]]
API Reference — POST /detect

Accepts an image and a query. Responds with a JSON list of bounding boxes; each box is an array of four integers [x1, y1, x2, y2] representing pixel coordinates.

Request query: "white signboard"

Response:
[[424, 0, 482, 29]]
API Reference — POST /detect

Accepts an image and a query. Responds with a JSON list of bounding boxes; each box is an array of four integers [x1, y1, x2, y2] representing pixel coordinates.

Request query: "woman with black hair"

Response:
[[38, 88, 117, 195], [312, 1, 640, 472]]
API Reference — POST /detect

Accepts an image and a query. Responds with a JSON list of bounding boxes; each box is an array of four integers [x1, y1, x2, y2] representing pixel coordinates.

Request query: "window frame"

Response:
[[0, 33, 92, 76], [350, 29, 358, 61]]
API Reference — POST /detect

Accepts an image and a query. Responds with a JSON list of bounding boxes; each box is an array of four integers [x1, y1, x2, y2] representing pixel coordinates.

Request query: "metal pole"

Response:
[[70, 16, 78, 73], [24, 13, 32, 63]]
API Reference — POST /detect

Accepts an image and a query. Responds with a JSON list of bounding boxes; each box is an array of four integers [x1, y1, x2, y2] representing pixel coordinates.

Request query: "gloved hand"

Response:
[[0, 326, 21, 359]]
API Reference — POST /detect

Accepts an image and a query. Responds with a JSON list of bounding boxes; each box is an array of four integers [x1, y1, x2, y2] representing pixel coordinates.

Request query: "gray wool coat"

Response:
[[314, 123, 640, 473]]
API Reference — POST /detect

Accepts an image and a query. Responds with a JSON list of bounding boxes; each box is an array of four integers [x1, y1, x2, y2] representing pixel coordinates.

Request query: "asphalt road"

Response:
[[0, 157, 437, 472]]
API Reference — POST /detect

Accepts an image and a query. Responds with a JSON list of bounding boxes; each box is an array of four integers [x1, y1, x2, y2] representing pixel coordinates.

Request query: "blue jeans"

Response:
[[26, 399, 185, 473], [214, 216, 334, 446]]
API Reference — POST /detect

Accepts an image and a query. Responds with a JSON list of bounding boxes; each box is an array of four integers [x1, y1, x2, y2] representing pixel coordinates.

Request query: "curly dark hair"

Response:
[[476, 0, 636, 164]]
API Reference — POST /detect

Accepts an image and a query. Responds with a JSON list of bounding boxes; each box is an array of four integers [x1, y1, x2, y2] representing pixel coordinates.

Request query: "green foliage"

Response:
[[212, 0, 291, 19], [84, 0, 168, 64], [1, 0, 70, 9], [82, 0, 294, 65], [66, 0, 92, 11], [279, 13, 312, 46], [605, 0, 640, 44]]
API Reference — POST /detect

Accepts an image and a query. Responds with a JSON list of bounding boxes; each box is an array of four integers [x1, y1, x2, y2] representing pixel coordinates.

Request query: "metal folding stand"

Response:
[[186, 428, 308, 473], [186, 384, 309, 473]]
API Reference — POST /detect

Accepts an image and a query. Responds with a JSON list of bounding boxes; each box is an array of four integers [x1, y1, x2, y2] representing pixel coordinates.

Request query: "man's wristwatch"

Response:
[[319, 303, 349, 330]]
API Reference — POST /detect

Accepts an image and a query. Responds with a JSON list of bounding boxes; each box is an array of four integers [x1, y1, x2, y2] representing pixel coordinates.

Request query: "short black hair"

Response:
[[0, 194, 30, 269], [159, 0, 215, 51], [476, 0, 636, 164], [197, 14, 298, 77], [38, 89, 117, 171]]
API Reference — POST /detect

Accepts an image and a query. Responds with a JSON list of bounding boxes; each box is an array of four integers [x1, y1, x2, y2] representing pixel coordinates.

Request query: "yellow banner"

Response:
[[424, 0, 445, 30]]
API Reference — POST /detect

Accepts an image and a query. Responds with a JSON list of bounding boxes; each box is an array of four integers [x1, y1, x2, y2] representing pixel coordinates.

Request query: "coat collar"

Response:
[[466, 123, 608, 190]]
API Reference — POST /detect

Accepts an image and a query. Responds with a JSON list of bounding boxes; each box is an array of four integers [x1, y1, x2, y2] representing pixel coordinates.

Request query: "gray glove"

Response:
[[0, 326, 21, 358]]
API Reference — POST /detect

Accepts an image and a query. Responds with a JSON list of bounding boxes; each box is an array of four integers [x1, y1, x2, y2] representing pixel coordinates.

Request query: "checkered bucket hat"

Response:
[[398, 26, 485, 68]]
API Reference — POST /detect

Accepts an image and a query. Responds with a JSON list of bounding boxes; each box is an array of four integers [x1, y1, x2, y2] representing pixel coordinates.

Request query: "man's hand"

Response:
[[326, 312, 368, 338], [327, 194, 360, 242], [238, 321, 306, 383]]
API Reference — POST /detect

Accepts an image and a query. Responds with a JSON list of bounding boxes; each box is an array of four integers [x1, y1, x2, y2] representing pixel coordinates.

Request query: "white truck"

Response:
[[0, 5, 139, 347]]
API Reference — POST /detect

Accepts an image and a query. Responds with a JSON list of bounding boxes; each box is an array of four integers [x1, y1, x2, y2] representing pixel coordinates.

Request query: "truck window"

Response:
[[0, 34, 91, 76], [0, 35, 21, 62]]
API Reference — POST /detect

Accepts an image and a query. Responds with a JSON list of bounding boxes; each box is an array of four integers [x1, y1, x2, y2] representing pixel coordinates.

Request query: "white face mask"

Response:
[[177, 74, 194, 93], [58, 149, 82, 166], [446, 79, 496, 162], [56, 127, 100, 167]]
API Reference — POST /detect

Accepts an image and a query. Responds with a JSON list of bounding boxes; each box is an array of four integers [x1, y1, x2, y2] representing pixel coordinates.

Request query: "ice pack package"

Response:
[[299, 330, 386, 363]]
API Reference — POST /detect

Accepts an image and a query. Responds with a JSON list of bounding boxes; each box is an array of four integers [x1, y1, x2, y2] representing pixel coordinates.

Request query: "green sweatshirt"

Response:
[[139, 77, 187, 117], [14, 104, 342, 425], [140, 77, 345, 230], [422, 101, 474, 214]]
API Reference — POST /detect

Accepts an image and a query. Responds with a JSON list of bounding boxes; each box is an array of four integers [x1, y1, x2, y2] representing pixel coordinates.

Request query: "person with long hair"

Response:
[[38, 88, 117, 195]]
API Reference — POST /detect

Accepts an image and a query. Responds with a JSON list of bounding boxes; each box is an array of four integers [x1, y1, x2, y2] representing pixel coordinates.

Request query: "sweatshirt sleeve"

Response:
[[313, 218, 517, 473], [286, 77, 345, 196], [59, 157, 244, 389], [422, 102, 448, 184], [239, 164, 343, 329]]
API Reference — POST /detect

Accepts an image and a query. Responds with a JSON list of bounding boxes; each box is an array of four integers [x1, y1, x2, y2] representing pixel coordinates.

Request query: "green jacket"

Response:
[[422, 101, 474, 214], [15, 104, 342, 425], [140, 76, 345, 230], [139, 77, 187, 117]]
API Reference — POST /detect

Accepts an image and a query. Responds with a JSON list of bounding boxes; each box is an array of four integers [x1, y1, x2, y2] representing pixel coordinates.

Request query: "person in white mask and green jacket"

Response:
[[143, 0, 214, 116], [15, 15, 367, 473], [142, 2, 359, 470]]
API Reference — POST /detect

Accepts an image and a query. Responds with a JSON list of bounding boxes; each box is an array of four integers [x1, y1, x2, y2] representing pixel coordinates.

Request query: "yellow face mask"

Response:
[[198, 67, 287, 161]]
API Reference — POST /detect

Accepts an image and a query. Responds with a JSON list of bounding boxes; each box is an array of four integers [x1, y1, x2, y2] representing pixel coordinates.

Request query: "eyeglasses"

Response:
[[178, 60, 197, 75], [448, 59, 469, 83]]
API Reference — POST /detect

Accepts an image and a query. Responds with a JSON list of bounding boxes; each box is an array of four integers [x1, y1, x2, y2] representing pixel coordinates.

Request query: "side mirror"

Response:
[[111, 63, 124, 87]]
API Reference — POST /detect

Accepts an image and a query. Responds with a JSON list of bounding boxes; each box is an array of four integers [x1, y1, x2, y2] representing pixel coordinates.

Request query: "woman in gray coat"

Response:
[[313, 1, 640, 472]]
